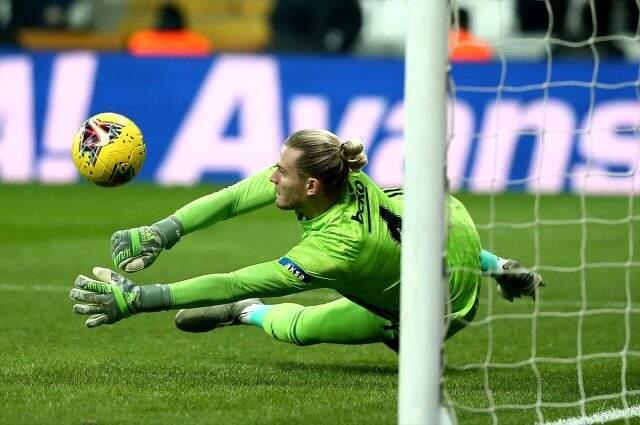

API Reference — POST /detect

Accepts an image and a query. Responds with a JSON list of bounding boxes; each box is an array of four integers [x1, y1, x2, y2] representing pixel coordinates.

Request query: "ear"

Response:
[[306, 177, 321, 196]]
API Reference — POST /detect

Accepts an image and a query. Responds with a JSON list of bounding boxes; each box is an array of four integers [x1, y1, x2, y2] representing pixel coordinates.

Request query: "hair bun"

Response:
[[340, 139, 368, 172]]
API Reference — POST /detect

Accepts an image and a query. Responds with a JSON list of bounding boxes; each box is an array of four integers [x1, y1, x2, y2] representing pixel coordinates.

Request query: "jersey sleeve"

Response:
[[167, 261, 304, 308], [167, 238, 342, 308], [173, 167, 277, 235], [279, 237, 344, 285]]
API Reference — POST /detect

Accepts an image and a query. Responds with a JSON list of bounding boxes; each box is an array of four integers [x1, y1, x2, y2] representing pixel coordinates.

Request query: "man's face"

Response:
[[270, 147, 310, 210]]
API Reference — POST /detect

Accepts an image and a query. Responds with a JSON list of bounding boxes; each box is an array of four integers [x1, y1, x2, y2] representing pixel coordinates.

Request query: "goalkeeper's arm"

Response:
[[70, 261, 312, 327], [111, 167, 277, 272]]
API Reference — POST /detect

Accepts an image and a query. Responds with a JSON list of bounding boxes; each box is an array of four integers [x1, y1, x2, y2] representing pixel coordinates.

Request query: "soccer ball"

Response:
[[72, 112, 146, 187]]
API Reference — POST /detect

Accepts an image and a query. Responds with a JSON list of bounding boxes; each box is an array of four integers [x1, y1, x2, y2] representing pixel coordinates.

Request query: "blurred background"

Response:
[[1, 0, 639, 191], [0, 0, 639, 58]]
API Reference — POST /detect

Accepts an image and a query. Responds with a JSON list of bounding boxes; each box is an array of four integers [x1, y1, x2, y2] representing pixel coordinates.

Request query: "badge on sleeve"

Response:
[[279, 257, 312, 283]]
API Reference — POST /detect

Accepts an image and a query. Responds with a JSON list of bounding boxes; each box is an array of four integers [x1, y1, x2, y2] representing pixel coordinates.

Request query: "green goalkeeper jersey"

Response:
[[168, 167, 481, 322]]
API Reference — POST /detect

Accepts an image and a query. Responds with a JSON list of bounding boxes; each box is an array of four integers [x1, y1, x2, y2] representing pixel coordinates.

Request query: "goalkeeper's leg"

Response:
[[259, 293, 479, 349], [260, 298, 397, 347], [175, 298, 397, 347], [445, 295, 480, 340]]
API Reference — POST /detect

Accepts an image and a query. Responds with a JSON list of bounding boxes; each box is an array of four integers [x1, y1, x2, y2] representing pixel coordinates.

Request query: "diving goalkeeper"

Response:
[[69, 129, 543, 350]]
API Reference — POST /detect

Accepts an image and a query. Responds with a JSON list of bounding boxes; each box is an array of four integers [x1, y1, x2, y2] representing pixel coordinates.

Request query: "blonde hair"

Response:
[[284, 129, 368, 193]]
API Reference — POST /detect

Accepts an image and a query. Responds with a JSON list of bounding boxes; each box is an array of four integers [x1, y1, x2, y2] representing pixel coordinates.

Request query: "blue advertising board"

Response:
[[0, 52, 638, 193]]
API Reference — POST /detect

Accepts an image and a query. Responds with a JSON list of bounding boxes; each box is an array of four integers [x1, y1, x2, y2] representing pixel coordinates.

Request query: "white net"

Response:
[[444, 1, 640, 424]]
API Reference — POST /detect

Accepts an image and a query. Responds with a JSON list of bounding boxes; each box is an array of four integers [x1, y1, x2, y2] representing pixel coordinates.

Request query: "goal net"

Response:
[[443, 1, 640, 424]]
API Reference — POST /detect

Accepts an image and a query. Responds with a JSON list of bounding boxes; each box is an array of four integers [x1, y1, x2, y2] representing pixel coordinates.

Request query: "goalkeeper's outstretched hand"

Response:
[[69, 267, 142, 327], [111, 216, 183, 272]]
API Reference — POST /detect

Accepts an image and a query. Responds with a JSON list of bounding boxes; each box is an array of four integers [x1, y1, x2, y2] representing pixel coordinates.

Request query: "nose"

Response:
[[270, 170, 279, 184]]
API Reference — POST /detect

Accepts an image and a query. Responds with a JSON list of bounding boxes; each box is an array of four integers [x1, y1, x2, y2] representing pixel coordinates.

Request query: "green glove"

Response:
[[69, 267, 172, 328], [111, 216, 183, 272]]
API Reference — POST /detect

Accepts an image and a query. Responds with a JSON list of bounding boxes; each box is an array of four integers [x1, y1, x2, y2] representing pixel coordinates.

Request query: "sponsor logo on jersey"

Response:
[[350, 179, 371, 232], [278, 257, 312, 283]]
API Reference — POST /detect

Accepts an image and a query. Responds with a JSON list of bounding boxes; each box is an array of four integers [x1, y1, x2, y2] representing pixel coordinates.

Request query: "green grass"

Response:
[[0, 184, 638, 425]]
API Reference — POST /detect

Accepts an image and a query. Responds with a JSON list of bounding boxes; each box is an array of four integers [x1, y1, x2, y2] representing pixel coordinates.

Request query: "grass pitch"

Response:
[[0, 183, 638, 425]]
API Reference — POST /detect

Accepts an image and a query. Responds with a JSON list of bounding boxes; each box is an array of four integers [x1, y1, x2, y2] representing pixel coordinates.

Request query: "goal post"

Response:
[[400, 0, 639, 423], [442, 1, 640, 424], [398, 1, 448, 424]]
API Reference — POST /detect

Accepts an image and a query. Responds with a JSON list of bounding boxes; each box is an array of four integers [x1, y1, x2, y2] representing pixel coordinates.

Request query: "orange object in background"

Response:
[[449, 28, 493, 62], [128, 29, 213, 56], [449, 8, 493, 62], [127, 2, 213, 57]]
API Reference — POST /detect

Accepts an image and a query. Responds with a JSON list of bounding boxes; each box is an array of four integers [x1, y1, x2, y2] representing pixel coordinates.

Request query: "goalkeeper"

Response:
[[70, 129, 543, 350]]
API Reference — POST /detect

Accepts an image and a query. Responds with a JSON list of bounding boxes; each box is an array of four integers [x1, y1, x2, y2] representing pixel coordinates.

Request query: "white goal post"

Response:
[[399, 0, 639, 424], [399, 1, 448, 424]]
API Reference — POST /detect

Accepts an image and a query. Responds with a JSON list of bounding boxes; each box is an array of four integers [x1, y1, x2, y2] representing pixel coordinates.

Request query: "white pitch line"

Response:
[[480, 298, 640, 310], [1, 284, 639, 310], [540, 300, 640, 310], [542, 405, 640, 425], [0, 283, 343, 297], [0, 283, 67, 292]]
